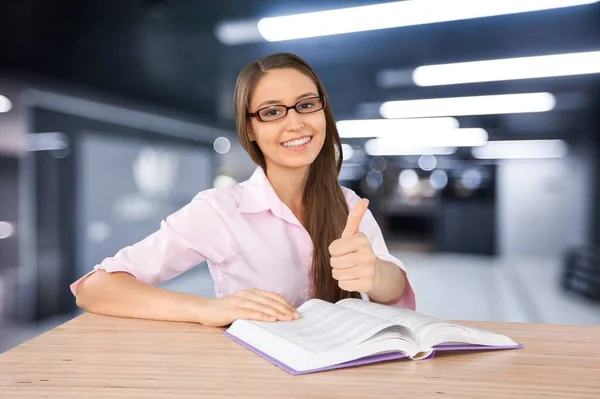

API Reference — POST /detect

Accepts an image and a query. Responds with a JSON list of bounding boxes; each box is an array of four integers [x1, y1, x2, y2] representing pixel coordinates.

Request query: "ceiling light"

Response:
[[471, 140, 568, 159], [337, 117, 459, 138], [413, 51, 600, 86], [214, 20, 263, 45], [380, 93, 555, 119], [365, 143, 457, 157], [257, 0, 599, 42], [0, 95, 12, 113], [369, 128, 488, 147]]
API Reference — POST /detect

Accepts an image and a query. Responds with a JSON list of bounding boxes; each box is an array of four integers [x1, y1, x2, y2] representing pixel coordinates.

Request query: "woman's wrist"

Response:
[[368, 258, 406, 304], [179, 294, 212, 325]]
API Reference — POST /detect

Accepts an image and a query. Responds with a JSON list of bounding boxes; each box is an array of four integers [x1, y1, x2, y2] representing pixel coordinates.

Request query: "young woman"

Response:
[[71, 52, 415, 327]]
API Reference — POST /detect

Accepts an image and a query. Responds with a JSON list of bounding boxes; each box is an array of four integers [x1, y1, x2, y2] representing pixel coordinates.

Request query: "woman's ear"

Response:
[[247, 129, 255, 142]]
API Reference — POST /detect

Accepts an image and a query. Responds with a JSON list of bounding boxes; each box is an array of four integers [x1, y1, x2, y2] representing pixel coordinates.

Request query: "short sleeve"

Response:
[[344, 189, 417, 311], [69, 194, 232, 296]]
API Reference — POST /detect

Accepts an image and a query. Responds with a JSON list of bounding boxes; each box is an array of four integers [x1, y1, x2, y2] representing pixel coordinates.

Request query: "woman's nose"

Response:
[[284, 109, 304, 130]]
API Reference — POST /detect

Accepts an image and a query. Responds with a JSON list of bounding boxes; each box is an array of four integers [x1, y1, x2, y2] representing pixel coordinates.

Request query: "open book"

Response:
[[223, 298, 523, 375]]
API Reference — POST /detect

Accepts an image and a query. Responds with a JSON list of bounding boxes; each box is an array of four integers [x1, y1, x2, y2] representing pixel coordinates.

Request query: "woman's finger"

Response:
[[250, 289, 299, 316], [236, 308, 277, 323], [247, 293, 296, 320], [330, 253, 359, 270], [239, 298, 292, 321]]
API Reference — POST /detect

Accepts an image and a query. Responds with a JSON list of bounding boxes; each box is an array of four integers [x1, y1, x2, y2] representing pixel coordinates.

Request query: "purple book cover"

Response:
[[222, 331, 524, 375]]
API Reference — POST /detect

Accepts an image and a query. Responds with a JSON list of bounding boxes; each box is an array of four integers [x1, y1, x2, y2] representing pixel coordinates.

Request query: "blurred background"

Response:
[[1, 0, 600, 353]]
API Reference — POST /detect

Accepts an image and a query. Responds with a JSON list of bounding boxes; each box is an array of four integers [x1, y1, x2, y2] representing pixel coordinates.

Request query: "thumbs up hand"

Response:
[[328, 198, 380, 294]]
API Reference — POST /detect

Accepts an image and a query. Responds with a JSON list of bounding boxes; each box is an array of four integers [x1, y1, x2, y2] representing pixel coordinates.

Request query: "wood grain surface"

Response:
[[1, 313, 599, 398]]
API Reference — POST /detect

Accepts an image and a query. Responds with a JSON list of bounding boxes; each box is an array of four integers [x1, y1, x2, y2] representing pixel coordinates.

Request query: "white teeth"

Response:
[[282, 136, 311, 148]]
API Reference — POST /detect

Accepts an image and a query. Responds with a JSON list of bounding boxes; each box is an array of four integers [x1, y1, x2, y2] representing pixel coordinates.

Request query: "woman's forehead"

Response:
[[251, 69, 318, 108]]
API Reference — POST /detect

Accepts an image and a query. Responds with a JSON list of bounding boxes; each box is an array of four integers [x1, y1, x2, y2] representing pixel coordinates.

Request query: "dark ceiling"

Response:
[[1, 0, 600, 141]]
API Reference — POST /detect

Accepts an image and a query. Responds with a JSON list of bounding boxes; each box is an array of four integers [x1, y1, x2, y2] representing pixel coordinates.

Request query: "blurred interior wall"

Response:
[[596, 150, 600, 248], [220, 139, 256, 182], [0, 80, 233, 322], [0, 81, 27, 322], [594, 99, 600, 248], [75, 132, 215, 285], [0, 157, 19, 272], [26, 101, 225, 321], [0, 156, 19, 321], [0, 81, 26, 157], [497, 143, 595, 258]]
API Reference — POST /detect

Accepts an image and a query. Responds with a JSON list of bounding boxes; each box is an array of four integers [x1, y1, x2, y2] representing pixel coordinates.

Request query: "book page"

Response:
[[252, 299, 415, 353], [336, 298, 455, 338], [420, 324, 518, 350], [337, 299, 518, 350]]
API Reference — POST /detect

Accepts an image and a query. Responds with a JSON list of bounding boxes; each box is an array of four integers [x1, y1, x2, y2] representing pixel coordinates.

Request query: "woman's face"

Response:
[[248, 68, 326, 173]]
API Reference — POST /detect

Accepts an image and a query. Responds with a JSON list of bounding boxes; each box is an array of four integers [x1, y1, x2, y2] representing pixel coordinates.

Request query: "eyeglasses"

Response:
[[249, 96, 326, 122]]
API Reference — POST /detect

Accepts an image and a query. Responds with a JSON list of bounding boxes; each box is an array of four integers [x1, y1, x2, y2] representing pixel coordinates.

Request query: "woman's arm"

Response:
[[367, 258, 406, 305], [341, 189, 416, 310], [76, 270, 299, 326], [73, 195, 299, 326], [75, 270, 208, 323]]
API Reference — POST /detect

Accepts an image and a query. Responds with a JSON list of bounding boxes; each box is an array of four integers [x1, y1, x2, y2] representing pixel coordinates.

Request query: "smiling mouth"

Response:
[[281, 136, 312, 148]]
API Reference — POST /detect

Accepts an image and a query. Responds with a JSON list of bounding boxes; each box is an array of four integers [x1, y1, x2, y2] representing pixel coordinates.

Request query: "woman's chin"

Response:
[[283, 159, 315, 170], [272, 156, 317, 171], [268, 150, 317, 169]]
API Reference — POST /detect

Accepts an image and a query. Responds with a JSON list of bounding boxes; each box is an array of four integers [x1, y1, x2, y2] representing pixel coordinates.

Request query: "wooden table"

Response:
[[1, 313, 599, 398]]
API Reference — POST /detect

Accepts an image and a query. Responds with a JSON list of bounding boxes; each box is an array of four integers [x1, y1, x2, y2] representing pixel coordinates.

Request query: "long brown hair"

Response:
[[233, 52, 360, 303]]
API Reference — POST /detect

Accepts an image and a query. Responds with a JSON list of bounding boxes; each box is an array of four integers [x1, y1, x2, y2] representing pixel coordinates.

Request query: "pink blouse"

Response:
[[70, 166, 416, 310]]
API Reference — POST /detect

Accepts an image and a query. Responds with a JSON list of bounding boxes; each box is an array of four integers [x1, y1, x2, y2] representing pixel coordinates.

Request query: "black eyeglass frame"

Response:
[[248, 96, 327, 122]]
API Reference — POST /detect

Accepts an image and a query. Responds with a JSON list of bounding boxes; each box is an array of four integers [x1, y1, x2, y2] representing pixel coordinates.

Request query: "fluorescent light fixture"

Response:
[[0, 95, 12, 113], [471, 139, 568, 159], [214, 20, 263, 45], [413, 51, 600, 86], [257, 0, 599, 42], [27, 132, 70, 151], [380, 93, 555, 119], [373, 128, 488, 147], [337, 117, 459, 138], [364, 127, 488, 156], [365, 143, 457, 156]]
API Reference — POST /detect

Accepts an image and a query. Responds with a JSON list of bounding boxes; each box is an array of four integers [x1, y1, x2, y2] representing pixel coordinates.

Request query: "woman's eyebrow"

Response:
[[296, 92, 318, 100], [256, 92, 319, 109]]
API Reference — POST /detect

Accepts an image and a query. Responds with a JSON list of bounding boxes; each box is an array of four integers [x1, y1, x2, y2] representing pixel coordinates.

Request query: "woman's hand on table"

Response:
[[198, 288, 301, 327]]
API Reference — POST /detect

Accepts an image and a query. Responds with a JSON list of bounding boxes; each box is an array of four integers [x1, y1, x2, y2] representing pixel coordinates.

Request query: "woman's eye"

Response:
[[262, 108, 281, 117]]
